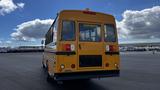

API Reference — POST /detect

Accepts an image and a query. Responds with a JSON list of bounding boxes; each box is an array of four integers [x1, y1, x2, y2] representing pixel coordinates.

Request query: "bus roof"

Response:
[[58, 10, 115, 23]]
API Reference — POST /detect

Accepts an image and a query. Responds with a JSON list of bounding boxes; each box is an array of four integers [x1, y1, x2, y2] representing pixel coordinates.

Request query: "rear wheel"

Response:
[[42, 55, 45, 68], [42, 63, 45, 68], [47, 73, 52, 82], [46, 62, 53, 82]]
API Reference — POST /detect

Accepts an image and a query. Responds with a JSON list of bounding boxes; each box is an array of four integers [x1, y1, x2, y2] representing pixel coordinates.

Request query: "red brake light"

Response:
[[109, 45, 114, 52], [65, 44, 71, 51], [106, 45, 117, 52], [109, 45, 117, 52]]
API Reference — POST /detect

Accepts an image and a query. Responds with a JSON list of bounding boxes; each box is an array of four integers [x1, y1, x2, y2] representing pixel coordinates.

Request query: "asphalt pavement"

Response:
[[0, 52, 160, 90]]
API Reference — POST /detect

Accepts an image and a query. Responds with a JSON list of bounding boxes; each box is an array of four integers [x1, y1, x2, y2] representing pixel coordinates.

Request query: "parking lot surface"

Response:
[[0, 52, 160, 90]]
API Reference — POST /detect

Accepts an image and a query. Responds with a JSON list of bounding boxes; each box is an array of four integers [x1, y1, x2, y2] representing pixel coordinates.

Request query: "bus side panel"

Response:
[[43, 51, 57, 75]]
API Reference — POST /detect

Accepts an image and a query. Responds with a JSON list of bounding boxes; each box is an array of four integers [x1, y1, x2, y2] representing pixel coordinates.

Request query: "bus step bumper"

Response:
[[54, 70, 120, 81]]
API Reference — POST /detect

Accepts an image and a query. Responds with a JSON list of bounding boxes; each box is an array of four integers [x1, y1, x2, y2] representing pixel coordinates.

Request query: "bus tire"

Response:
[[46, 62, 53, 82], [42, 64, 45, 68], [47, 73, 52, 82]]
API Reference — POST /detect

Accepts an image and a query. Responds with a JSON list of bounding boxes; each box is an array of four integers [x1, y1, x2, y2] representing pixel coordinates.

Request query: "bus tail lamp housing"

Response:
[[64, 44, 75, 51], [106, 45, 116, 52], [70, 44, 75, 51], [109, 45, 114, 52]]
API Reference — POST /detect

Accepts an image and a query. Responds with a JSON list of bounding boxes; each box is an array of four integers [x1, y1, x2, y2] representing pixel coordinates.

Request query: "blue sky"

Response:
[[0, 0, 160, 47]]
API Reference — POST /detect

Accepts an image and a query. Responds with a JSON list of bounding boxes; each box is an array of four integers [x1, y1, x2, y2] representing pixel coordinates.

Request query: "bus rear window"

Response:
[[104, 24, 116, 42], [61, 21, 75, 41], [79, 24, 101, 42]]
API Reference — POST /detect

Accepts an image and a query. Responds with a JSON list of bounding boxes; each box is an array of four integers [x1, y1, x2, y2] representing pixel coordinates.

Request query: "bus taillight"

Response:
[[106, 45, 116, 52], [70, 44, 75, 51], [64, 44, 71, 51], [109, 45, 114, 52], [64, 44, 75, 51], [106, 45, 110, 52]]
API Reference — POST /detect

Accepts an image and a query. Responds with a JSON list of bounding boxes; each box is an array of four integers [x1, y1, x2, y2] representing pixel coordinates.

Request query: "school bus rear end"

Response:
[[43, 10, 120, 81]]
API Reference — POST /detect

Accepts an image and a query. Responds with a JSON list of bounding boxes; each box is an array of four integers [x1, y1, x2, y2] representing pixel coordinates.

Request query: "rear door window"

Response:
[[79, 24, 101, 42]]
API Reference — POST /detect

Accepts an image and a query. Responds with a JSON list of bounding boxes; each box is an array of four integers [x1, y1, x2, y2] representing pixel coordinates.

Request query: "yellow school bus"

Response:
[[42, 9, 120, 81]]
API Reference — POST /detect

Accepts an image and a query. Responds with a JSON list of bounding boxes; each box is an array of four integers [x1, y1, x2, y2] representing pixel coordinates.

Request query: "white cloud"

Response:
[[117, 6, 160, 40], [0, 41, 2, 43], [116, 20, 130, 39], [11, 19, 54, 41], [6, 40, 12, 43], [17, 3, 24, 8], [0, 0, 25, 15], [10, 6, 160, 42]]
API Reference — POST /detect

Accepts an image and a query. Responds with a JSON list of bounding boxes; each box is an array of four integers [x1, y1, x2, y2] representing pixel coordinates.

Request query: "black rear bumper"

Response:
[[54, 70, 120, 81]]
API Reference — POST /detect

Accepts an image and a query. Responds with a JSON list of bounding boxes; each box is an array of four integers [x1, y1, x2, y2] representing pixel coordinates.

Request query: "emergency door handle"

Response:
[[79, 44, 81, 49]]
